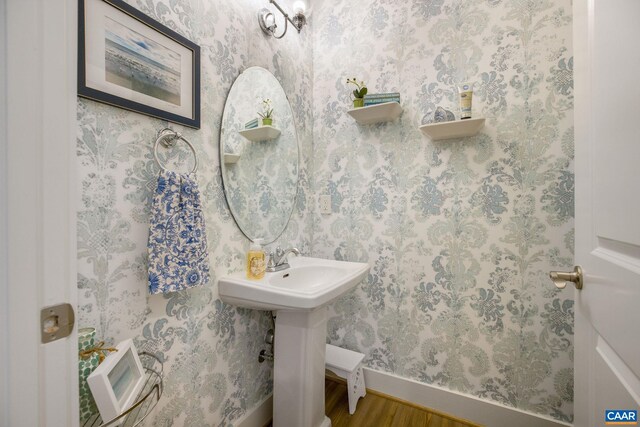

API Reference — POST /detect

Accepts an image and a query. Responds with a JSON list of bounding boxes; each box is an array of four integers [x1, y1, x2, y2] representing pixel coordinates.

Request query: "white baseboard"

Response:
[[236, 394, 273, 427], [234, 370, 572, 427], [363, 368, 571, 427]]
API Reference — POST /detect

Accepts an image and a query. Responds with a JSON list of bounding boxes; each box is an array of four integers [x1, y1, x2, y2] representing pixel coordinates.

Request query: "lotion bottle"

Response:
[[457, 82, 474, 119], [247, 239, 265, 280]]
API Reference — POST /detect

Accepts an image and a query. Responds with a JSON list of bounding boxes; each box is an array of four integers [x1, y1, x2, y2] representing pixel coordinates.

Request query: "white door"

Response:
[[2, 0, 78, 425], [573, 1, 640, 426]]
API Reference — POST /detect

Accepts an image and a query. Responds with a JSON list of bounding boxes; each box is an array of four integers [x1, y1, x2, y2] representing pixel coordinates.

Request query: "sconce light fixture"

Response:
[[258, 0, 307, 39]]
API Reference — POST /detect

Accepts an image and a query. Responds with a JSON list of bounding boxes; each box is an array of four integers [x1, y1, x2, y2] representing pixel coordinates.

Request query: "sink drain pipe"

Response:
[[259, 312, 276, 363]]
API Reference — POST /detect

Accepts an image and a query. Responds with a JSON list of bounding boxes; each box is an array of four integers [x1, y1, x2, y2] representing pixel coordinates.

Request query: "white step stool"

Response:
[[325, 344, 366, 415]]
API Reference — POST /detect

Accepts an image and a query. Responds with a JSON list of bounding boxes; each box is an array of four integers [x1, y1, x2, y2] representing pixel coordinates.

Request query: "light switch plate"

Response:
[[319, 195, 331, 215]]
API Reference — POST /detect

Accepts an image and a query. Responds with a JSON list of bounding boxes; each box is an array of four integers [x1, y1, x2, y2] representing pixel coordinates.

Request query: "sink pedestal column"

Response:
[[273, 307, 331, 427]]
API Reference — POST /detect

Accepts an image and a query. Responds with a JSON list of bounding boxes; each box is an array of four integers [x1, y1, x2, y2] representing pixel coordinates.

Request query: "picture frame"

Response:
[[87, 339, 146, 424], [78, 0, 201, 128]]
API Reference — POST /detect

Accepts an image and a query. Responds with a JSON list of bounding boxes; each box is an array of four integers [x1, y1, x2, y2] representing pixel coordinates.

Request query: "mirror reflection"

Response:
[[220, 67, 299, 243]]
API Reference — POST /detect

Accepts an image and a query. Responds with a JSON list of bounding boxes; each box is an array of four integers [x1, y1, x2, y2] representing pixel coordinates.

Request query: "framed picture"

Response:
[[78, 0, 201, 128], [87, 339, 146, 424]]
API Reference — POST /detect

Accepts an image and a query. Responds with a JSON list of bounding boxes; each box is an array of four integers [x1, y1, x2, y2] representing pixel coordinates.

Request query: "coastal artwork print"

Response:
[[78, 0, 200, 128], [104, 17, 181, 106]]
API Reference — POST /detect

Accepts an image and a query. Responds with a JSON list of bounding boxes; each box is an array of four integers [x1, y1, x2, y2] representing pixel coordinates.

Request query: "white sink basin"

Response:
[[218, 255, 370, 427], [218, 256, 369, 311]]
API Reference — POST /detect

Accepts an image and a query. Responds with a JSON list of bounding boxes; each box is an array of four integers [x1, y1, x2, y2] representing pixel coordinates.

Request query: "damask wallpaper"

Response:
[[78, 0, 574, 425], [312, 0, 574, 422], [76, 0, 313, 425]]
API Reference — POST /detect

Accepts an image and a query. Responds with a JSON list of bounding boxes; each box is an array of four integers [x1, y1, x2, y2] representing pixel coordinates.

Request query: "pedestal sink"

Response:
[[218, 256, 370, 427]]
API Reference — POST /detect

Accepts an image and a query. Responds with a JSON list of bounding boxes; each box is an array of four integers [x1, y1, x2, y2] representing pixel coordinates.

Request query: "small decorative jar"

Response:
[[262, 117, 273, 126], [78, 327, 100, 423], [353, 98, 364, 108], [434, 106, 455, 123]]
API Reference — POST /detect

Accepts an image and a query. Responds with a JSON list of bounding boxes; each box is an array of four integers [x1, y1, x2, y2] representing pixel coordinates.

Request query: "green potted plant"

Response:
[[347, 78, 367, 108], [258, 98, 274, 126]]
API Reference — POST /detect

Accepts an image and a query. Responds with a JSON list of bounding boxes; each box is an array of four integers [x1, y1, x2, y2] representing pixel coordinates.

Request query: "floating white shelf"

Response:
[[239, 125, 281, 142], [347, 102, 403, 125], [419, 117, 485, 141], [223, 153, 240, 164]]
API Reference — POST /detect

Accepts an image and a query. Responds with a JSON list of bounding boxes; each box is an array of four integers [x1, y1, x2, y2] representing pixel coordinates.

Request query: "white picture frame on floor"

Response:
[[87, 339, 145, 424]]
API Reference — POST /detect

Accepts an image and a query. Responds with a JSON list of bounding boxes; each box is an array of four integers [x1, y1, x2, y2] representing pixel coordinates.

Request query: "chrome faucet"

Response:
[[266, 247, 301, 272]]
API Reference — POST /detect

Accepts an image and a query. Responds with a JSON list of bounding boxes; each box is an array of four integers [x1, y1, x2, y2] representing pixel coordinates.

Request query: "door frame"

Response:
[[572, 0, 590, 424], [3, 0, 78, 425], [1, 0, 8, 423]]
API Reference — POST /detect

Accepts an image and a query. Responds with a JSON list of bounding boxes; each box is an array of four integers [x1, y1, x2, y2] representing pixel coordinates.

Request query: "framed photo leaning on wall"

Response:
[[78, 0, 201, 128], [87, 339, 146, 424]]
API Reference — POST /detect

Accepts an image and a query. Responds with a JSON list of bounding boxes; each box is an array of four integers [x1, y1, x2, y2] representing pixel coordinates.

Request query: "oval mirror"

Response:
[[220, 67, 299, 243]]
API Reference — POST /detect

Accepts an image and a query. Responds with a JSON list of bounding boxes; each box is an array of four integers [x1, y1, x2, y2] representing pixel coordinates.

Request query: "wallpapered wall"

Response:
[[76, 0, 313, 424], [312, 0, 574, 422], [78, 0, 575, 424]]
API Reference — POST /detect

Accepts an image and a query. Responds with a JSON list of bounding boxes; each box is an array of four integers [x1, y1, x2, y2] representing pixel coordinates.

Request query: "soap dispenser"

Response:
[[247, 238, 266, 280]]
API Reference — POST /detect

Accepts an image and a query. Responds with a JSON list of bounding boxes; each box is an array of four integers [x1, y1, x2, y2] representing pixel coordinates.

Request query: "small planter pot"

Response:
[[262, 118, 273, 126], [353, 98, 364, 108], [78, 327, 99, 423]]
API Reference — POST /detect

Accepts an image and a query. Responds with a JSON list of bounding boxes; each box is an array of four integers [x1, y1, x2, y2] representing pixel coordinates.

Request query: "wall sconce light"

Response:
[[258, 0, 307, 39]]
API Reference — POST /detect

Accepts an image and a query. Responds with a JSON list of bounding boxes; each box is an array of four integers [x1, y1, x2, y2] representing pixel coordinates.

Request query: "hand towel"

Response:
[[147, 170, 210, 294]]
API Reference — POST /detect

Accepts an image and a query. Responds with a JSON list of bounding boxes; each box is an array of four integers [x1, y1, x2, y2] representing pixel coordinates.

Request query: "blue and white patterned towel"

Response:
[[147, 171, 210, 294]]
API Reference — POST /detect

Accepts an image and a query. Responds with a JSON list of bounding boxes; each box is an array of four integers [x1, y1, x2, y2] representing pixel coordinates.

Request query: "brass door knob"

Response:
[[549, 266, 583, 290]]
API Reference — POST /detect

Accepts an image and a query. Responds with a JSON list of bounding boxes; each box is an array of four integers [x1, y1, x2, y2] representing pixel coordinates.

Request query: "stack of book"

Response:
[[245, 118, 259, 129], [363, 92, 400, 106]]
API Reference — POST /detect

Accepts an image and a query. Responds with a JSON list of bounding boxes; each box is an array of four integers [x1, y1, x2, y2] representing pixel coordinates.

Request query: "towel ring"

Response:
[[154, 128, 199, 174]]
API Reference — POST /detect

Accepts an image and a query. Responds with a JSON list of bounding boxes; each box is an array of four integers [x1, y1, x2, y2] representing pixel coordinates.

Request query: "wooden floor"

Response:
[[324, 377, 481, 427], [266, 377, 482, 427]]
